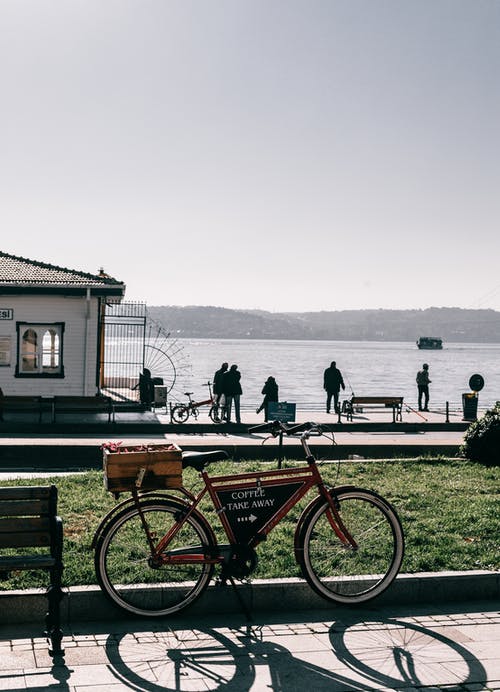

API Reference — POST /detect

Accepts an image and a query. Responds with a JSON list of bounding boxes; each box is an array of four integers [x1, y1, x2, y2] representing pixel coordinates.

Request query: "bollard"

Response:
[[446, 401, 449, 423]]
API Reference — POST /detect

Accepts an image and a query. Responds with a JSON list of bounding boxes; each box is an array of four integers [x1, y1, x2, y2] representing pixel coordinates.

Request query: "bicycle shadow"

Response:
[[102, 609, 488, 692], [327, 612, 488, 691]]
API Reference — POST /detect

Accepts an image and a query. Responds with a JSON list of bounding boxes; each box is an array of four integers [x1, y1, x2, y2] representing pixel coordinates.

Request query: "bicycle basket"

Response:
[[103, 443, 183, 493]]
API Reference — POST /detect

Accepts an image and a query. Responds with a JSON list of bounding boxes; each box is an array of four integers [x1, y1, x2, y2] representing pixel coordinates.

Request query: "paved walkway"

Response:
[[1, 600, 498, 691], [0, 407, 467, 469]]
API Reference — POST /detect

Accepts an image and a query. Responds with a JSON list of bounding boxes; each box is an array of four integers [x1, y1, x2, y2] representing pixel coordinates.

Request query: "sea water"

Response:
[[174, 339, 500, 411]]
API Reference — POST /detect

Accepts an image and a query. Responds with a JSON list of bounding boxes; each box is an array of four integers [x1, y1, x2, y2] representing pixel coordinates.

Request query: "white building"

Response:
[[0, 251, 125, 397]]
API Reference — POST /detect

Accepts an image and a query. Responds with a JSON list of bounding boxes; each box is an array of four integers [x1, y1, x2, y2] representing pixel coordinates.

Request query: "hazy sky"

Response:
[[1, 0, 499, 312]]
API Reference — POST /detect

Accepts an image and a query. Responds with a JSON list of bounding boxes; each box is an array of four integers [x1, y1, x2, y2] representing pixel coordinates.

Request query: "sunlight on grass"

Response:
[[0, 457, 498, 589]]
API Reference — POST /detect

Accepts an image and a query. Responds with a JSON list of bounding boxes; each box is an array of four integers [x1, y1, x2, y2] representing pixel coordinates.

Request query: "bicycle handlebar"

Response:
[[248, 420, 322, 437]]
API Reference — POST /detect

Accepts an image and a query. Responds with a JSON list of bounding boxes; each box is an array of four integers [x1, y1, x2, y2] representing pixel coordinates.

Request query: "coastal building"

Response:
[[0, 251, 125, 397]]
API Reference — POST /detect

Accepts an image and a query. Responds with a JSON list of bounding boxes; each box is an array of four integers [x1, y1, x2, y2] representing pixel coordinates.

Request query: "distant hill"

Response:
[[146, 306, 500, 342]]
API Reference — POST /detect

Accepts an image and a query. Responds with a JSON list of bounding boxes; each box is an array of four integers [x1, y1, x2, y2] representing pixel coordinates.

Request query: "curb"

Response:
[[1, 571, 498, 625], [0, 443, 461, 469]]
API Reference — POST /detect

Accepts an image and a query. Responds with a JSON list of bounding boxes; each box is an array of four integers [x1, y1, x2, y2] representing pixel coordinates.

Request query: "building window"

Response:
[[0, 336, 11, 366], [16, 323, 64, 377]]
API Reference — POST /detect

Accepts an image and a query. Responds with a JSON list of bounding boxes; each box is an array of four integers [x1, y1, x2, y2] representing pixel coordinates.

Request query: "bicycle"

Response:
[[170, 381, 221, 423], [93, 420, 405, 618]]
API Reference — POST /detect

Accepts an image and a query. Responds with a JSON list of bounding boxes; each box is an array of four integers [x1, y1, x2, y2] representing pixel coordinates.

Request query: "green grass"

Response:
[[1, 457, 498, 590]]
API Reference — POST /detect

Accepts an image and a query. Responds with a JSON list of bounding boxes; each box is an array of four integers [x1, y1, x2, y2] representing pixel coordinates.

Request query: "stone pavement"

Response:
[[1, 600, 499, 691]]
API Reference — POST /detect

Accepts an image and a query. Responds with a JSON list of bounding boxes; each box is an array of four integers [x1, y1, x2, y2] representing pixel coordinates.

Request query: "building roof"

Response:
[[0, 251, 126, 297]]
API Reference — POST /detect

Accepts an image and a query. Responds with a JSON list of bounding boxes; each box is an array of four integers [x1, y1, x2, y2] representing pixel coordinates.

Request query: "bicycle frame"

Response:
[[185, 382, 215, 411], [191, 397, 214, 409], [148, 461, 356, 567]]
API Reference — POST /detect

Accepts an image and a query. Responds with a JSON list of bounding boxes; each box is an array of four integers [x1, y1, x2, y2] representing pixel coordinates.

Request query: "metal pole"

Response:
[[445, 401, 449, 423], [278, 431, 283, 469]]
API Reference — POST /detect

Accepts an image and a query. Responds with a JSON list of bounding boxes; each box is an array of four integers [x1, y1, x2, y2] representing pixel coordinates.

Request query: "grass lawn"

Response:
[[1, 456, 498, 590]]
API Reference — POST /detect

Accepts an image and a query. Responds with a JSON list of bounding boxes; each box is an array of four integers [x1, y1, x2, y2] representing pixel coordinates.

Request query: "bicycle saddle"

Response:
[[182, 450, 229, 471], [183, 392, 193, 396]]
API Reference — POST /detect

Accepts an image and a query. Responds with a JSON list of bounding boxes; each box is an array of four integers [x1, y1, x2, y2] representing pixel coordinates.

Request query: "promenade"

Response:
[[0, 405, 469, 471]]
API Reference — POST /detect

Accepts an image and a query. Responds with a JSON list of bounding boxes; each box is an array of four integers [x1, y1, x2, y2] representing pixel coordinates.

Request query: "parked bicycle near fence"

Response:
[[170, 381, 221, 423], [93, 420, 405, 617]]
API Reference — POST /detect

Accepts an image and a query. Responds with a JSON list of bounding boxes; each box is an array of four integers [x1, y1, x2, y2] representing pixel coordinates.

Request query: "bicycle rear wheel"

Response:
[[95, 499, 215, 617], [299, 488, 404, 605], [171, 405, 189, 423]]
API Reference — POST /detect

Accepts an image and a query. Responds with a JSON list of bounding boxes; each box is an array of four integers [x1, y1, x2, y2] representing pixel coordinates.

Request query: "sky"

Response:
[[1, 0, 499, 313]]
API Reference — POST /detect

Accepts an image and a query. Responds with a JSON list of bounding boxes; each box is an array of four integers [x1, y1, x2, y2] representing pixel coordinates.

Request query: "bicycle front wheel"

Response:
[[171, 405, 189, 423], [209, 405, 220, 423], [95, 499, 215, 617], [299, 488, 404, 605]]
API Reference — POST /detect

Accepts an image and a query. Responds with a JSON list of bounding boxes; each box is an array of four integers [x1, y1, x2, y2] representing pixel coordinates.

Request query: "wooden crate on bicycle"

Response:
[[103, 443, 183, 493]]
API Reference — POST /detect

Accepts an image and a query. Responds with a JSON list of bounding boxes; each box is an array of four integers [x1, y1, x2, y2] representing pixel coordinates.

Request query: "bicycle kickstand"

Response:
[[217, 574, 253, 622]]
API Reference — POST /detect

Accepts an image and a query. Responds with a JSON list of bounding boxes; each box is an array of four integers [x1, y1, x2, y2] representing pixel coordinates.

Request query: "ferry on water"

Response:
[[417, 336, 443, 350]]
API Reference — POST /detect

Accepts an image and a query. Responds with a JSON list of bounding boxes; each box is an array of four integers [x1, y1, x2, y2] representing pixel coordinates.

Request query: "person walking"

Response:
[[256, 376, 279, 421], [416, 363, 431, 411], [212, 362, 228, 417], [323, 361, 345, 414], [222, 364, 242, 423]]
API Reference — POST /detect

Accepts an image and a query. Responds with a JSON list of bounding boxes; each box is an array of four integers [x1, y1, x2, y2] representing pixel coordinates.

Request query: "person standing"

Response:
[[256, 376, 279, 421], [416, 363, 431, 411], [222, 364, 242, 423], [212, 362, 228, 416], [323, 361, 345, 414]]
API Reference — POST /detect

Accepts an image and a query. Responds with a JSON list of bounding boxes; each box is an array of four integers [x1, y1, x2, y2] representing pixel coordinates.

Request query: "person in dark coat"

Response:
[[222, 364, 242, 423], [256, 376, 279, 421], [323, 361, 345, 414], [138, 368, 154, 407], [212, 362, 228, 415]]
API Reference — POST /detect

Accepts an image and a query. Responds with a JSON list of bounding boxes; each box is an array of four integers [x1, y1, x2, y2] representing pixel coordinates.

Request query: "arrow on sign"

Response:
[[237, 514, 257, 523]]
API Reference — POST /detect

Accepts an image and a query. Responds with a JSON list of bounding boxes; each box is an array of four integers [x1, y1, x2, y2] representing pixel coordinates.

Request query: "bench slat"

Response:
[[0, 555, 56, 570], [351, 397, 403, 405], [0, 486, 53, 501], [0, 517, 52, 532], [0, 499, 50, 517]]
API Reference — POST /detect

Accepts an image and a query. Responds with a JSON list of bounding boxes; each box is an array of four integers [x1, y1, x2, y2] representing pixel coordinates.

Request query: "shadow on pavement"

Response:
[[99, 610, 488, 692]]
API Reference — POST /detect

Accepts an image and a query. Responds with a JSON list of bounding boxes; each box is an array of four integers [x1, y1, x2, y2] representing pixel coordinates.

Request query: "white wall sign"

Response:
[[0, 308, 13, 320]]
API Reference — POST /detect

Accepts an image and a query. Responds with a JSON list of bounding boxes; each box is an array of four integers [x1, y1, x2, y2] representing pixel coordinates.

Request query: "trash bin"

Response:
[[462, 392, 478, 421]]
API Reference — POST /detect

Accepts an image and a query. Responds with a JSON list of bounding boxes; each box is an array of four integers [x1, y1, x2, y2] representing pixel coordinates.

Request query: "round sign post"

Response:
[[469, 374, 484, 392], [463, 374, 484, 422]]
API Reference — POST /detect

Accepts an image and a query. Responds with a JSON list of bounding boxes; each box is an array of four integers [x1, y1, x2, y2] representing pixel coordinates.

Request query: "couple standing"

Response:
[[213, 362, 242, 424]]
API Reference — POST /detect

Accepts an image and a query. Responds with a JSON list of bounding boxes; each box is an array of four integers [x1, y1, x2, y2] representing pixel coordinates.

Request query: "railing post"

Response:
[[445, 401, 449, 423], [278, 430, 284, 469]]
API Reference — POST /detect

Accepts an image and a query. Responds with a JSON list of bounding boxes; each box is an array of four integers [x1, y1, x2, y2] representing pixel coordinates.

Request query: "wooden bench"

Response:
[[0, 485, 64, 657], [344, 396, 404, 423], [0, 395, 44, 423], [51, 395, 115, 423]]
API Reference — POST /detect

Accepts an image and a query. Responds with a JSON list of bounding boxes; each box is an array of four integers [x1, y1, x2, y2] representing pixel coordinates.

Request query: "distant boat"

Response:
[[417, 337, 443, 350]]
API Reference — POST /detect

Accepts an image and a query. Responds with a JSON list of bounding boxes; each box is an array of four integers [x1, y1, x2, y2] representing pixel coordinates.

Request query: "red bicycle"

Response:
[[93, 420, 404, 617]]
